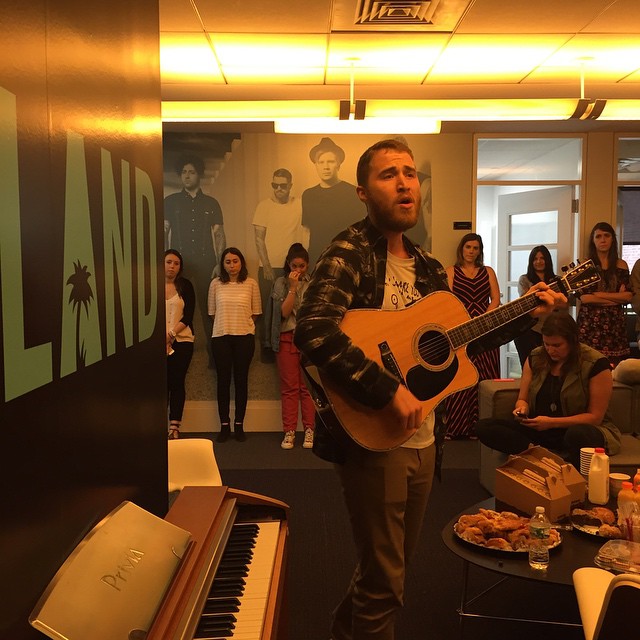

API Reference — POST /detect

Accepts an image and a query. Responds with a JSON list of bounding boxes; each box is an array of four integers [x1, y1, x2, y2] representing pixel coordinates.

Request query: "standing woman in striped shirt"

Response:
[[208, 247, 262, 442]]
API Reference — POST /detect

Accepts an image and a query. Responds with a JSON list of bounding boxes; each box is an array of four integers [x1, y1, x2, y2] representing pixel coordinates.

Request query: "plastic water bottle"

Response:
[[588, 448, 610, 505], [528, 506, 551, 570]]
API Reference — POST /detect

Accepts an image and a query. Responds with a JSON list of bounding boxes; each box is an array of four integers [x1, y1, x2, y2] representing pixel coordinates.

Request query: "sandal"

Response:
[[168, 423, 180, 439]]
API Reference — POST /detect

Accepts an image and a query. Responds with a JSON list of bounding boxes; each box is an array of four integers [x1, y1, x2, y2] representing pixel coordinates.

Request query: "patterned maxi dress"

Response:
[[444, 265, 501, 438], [577, 266, 631, 364]]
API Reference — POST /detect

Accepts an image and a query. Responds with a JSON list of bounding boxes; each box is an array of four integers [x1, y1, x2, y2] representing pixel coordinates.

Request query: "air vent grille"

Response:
[[355, 0, 440, 25]]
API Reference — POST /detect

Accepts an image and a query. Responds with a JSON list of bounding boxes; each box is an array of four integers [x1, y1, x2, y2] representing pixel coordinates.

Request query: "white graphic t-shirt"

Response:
[[383, 252, 434, 449]]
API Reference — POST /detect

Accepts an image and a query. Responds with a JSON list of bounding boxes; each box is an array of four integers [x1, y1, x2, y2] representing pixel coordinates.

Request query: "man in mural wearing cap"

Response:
[[301, 137, 365, 266]]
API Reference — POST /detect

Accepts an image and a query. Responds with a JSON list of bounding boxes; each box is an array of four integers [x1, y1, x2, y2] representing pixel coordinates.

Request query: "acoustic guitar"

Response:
[[308, 260, 599, 452]]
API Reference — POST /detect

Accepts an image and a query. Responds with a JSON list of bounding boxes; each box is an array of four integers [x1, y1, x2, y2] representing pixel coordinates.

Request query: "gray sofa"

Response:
[[477, 379, 640, 494]]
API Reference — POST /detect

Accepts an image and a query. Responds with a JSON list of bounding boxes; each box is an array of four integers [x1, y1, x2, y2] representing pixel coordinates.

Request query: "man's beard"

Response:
[[369, 201, 420, 233]]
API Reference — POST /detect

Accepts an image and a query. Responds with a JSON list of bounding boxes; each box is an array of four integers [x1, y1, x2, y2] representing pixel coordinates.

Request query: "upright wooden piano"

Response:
[[29, 486, 289, 640]]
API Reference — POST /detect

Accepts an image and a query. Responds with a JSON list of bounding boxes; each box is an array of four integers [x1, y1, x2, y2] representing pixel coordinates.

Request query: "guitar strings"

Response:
[[412, 287, 558, 363], [395, 264, 594, 364]]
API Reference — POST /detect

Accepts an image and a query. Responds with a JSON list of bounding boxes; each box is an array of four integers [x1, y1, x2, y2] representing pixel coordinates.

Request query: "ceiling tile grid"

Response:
[[159, 0, 640, 114]]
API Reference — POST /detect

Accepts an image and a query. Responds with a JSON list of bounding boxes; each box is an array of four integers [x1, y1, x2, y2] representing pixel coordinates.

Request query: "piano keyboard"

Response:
[[194, 521, 281, 640]]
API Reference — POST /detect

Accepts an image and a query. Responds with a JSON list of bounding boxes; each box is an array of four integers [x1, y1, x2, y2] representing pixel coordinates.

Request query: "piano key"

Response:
[[195, 520, 281, 640]]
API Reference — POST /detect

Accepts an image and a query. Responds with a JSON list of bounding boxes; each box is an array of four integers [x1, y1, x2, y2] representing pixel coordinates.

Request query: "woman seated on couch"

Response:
[[476, 312, 621, 468]]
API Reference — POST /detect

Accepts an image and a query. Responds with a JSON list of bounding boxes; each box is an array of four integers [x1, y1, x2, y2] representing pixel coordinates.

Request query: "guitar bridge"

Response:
[[378, 341, 407, 387]]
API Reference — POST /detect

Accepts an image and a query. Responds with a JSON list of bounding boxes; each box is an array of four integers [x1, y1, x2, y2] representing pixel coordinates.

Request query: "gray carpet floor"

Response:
[[201, 432, 481, 472], [179, 434, 583, 640]]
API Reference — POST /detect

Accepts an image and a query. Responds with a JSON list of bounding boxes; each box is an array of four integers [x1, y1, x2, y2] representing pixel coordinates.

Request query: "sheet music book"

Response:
[[29, 501, 192, 640]]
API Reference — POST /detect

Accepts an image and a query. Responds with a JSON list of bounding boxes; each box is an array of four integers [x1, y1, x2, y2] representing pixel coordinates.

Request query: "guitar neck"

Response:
[[447, 280, 563, 349]]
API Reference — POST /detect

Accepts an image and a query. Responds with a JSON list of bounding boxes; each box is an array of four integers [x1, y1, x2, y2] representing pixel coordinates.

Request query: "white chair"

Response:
[[167, 438, 223, 493], [573, 567, 640, 640]]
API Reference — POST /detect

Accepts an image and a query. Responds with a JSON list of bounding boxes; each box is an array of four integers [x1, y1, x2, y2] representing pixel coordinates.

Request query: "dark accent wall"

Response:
[[0, 2, 165, 638]]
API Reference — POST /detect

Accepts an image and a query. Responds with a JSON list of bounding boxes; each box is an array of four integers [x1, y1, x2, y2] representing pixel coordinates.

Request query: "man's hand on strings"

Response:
[[527, 282, 567, 317]]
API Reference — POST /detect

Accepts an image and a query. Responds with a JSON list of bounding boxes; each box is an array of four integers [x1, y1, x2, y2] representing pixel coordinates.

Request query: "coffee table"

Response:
[[441, 497, 605, 630]]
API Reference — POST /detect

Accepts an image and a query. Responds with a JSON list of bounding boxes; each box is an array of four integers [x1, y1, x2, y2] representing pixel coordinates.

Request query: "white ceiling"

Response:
[[159, 0, 640, 131]]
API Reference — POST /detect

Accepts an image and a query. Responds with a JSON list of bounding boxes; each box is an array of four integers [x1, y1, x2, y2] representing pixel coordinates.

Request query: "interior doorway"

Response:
[[476, 136, 583, 378], [496, 186, 577, 376]]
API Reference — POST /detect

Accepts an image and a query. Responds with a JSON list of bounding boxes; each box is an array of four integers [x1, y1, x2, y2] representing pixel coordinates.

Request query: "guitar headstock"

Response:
[[556, 259, 600, 295]]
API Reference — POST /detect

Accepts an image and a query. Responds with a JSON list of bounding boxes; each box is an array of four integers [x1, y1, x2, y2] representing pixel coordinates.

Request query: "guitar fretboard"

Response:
[[447, 281, 563, 349]]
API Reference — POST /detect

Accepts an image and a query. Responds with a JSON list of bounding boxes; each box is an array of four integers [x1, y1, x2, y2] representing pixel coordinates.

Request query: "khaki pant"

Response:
[[331, 444, 436, 640]]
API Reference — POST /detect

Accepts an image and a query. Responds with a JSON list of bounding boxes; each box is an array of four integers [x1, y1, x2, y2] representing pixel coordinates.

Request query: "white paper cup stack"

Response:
[[580, 447, 595, 477]]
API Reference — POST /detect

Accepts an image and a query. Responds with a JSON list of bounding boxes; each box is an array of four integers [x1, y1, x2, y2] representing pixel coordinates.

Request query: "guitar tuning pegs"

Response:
[[569, 262, 576, 269], [561, 266, 569, 272], [576, 259, 582, 264]]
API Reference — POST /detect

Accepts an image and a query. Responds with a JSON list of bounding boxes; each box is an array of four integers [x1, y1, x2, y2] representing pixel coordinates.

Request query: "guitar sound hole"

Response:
[[417, 331, 450, 367]]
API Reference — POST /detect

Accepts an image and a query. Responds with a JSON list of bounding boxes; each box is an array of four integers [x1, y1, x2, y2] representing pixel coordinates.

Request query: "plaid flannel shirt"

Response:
[[294, 216, 535, 414]]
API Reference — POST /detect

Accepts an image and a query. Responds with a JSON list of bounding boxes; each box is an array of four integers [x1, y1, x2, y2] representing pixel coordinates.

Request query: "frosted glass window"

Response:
[[510, 211, 557, 245], [509, 251, 529, 283], [618, 138, 640, 182], [477, 138, 582, 181]]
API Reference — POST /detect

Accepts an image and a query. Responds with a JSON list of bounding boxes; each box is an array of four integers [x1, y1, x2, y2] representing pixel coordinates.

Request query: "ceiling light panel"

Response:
[[211, 34, 327, 83], [160, 33, 224, 83], [526, 35, 640, 84], [426, 34, 569, 83], [326, 33, 447, 83]]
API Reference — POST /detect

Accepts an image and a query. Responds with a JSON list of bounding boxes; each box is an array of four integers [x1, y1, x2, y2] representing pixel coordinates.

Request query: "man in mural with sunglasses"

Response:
[[253, 168, 305, 358]]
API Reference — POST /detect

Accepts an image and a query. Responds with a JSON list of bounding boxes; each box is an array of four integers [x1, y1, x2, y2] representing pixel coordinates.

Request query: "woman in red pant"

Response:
[[267, 243, 316, 449]]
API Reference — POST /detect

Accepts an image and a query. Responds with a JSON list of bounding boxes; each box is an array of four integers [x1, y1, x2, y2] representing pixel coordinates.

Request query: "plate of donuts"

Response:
[[570, 506, 623, 539], [453, 507, 561, 553]]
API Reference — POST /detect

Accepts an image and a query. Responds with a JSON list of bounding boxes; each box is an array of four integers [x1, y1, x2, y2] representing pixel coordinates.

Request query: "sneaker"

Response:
[[303, 428, 314, 449], [281, 431, 295, 449]]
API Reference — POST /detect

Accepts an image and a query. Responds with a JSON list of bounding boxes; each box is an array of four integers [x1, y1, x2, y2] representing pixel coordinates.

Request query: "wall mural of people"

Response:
[[162, 132, 433, 406]]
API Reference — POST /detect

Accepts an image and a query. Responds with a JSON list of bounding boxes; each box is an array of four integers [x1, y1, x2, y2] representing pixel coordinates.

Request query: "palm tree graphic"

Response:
[[66, 260, 94, 369]]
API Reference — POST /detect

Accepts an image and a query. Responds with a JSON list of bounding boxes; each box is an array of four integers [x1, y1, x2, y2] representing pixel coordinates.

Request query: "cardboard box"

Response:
[[495, 456, 573, 522], [517, 446, 586, 505]]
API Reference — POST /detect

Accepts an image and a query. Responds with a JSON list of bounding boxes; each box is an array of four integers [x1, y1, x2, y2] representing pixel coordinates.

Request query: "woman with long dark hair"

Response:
[[577, 222, 632, 365], [476, 312, 621, 468], [266, 243, 316, 450], [165, 249, 195, 439], [444, 233, 501, 438], [514, 245, 558, 366], [208, 247, 261, 442]]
